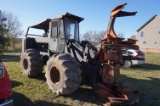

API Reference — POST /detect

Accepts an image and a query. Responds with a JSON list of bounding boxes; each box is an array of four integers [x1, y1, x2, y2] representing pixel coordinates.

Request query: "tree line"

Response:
[[80, 30, 124, 47], [0, 11, 22, 53], [80, 30, 105, 46]]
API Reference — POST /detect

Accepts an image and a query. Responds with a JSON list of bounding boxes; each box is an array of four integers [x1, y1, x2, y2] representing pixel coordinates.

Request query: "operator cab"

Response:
[[51, 12, 84, 42], [26, 12, 83, 42], [24, 12, 84, 53]]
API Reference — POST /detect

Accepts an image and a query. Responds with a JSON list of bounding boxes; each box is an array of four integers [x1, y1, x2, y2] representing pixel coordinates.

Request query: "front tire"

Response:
[[20, 49, 44, 77], [124, 60, 132, 68], [45, 53, 81, 95]]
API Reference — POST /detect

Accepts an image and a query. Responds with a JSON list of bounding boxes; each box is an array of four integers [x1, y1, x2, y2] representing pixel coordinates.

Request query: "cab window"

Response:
[[51, 21, 58, 37]]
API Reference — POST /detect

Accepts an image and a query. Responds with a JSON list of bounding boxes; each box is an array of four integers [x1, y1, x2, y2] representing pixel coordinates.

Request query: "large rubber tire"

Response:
[[20, 49, 43, 77], [45, 53, 81, 95], [124, 60, 132, 68]]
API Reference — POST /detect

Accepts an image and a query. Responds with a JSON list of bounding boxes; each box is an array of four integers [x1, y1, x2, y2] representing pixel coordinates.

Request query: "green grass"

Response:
[[2, 52, 100, 106], [2, 52, 160, 106], [120, 53, 160, 106]]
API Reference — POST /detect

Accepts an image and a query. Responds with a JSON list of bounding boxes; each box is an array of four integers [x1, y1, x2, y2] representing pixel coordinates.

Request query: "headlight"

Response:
[[0, 67, 4, 78]]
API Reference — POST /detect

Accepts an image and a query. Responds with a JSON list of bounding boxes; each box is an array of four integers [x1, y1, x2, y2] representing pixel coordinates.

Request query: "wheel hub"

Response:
[[23, 59, 28, 70], [50, 66, 60, 85]]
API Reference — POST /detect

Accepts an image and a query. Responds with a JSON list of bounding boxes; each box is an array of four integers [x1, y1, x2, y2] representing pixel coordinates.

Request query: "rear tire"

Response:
[[20, 49, 43, 77], [45, 53, 81, 95], [124, 60, 132, 68]]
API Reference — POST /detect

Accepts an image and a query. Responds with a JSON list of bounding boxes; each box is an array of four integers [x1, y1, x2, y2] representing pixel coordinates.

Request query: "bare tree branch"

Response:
[[117, 32, 124, 38], [2, 11, 23, 48], [81, 30, 106, 46], [2, 12, 23, 37]]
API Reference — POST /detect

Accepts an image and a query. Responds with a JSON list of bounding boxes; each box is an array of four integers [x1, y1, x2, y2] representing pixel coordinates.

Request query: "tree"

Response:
[[117, 32, 124, 38], [2, 11, 23, 49], [0, 17, 8, 53], [94, 31, 105, 44], [82, 31, 95, 41], [81, 30, 105, 46]]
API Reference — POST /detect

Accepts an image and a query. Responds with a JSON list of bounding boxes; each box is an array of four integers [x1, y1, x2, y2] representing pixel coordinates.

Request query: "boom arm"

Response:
[[104, 3, 137, 39]]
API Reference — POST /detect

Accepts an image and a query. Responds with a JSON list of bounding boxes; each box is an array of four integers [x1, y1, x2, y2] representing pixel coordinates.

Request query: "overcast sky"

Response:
[[0, 0, 160, 38]]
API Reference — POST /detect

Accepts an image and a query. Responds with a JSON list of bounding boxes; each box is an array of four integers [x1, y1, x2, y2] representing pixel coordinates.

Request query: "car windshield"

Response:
[[64, 18, 79, 41]]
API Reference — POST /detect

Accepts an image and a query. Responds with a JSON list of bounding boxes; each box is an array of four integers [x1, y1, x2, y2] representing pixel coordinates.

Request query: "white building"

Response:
[[136, 15, 160, 52]]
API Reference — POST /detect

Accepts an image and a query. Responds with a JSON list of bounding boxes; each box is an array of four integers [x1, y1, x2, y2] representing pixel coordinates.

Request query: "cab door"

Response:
[[57, 20, 65, 53], [49, 21, 58, 52]]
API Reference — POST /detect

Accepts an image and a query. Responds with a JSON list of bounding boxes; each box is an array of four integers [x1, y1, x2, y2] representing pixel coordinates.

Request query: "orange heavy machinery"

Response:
[[20, 3, 139, 106], [93, 3, 139, 105]]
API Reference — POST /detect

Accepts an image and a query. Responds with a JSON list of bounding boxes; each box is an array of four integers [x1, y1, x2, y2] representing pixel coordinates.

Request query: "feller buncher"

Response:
[[20, 3, 139, 105]]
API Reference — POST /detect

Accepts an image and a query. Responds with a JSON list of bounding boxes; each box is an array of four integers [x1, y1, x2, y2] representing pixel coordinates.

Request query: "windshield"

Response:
[[26, 27, 48, 37], [64, 18, 79, 41]]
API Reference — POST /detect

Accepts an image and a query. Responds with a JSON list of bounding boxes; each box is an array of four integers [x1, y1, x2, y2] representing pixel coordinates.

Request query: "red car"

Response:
[[0, 60, 13, 106]]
